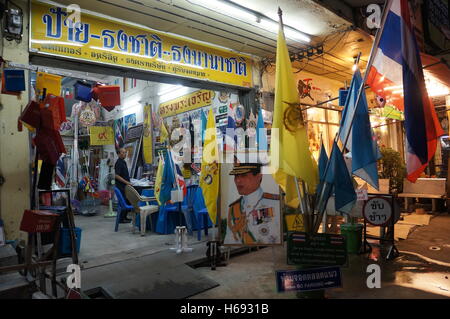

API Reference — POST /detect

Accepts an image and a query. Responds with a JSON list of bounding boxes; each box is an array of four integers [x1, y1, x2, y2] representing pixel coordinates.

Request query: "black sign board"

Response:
[[287, 232, 347, 266]]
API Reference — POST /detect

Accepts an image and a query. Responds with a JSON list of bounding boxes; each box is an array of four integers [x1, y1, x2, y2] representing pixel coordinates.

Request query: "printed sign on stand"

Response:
[[276, 266, 342, 292], [287, 232, 347, 266], [363, 196, 392, 226]]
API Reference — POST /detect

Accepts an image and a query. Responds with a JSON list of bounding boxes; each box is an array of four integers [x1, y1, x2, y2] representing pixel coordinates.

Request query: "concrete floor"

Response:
[[190, 214, 450, 299], [4, 208, 450, 299]]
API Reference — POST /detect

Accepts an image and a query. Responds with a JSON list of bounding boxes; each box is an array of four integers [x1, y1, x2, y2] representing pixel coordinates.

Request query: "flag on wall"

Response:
[[366, 0, 444, 182], [114, 119, 124, 151]]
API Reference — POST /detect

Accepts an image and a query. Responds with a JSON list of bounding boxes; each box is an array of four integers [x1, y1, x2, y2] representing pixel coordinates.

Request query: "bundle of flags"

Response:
[[366, 0, 443, 182]]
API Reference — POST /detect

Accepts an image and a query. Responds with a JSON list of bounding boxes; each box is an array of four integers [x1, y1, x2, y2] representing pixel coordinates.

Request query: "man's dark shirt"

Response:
[[115, 158, 130, 194]]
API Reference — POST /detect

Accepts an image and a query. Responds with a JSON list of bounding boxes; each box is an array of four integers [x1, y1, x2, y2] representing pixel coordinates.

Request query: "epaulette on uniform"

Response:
[[263, 193, 280, 200], [229, 196, 243, 207]]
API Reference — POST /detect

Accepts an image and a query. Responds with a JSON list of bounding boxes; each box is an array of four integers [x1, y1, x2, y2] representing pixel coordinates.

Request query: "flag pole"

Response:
[[312, 0, 391, 233]]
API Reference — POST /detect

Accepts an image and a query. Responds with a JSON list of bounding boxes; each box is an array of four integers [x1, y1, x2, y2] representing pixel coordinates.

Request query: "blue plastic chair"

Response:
[[192, 187, 213, 240], [114, 187, 134, 232]]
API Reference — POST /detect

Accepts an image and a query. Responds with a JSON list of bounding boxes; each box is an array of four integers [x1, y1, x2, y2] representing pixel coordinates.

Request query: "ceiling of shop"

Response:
[[51, 0, 375, 83]]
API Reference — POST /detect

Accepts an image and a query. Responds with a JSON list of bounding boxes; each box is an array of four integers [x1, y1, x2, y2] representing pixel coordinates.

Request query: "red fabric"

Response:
[[40, 94, 66, 130], [34, 128, 66, 165], [20, 101, 41, 129], [92, 85, 120, 109]]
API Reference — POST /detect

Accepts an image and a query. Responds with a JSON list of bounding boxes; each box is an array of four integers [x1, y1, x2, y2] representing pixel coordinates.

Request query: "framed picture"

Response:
[[122, 140, 140, 177], [219, 161, 282, 246]]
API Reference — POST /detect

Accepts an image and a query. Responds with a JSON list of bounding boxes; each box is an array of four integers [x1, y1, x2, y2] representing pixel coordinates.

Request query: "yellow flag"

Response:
[[160, 121, 169, 143], [143, 104, 153, 164], [200, 108, 220, 224], [270, 20, 318, 207], [154, 156, 164, 206]]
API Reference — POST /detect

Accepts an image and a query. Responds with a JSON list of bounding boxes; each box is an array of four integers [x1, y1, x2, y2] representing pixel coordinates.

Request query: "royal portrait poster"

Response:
[[220, 162, 282, 246]]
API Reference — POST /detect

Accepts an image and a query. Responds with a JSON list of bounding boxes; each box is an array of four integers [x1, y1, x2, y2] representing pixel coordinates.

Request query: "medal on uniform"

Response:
[[258, 225, 269, 237]]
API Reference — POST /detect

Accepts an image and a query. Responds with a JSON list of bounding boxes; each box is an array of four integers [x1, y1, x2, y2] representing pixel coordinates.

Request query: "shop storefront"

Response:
[[1, 0, 263, 246]]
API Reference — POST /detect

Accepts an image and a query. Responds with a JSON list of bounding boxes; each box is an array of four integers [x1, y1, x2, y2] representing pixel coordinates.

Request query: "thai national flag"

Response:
[[366, 0, 444, 182], [292, 233, 306, 242], [55, 156, 66, 187], [224, 103, 236, 152]]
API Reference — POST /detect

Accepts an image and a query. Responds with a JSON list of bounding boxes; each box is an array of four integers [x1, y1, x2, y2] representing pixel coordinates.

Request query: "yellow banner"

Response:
[[143, 104, 153, 164], [89, 126, 114, 145], [158, 90, 214, 118], [30, 1, 253, 88]]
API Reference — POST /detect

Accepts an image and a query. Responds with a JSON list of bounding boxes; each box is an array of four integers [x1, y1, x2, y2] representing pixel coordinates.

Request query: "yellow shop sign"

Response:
[[30, 1, 253, 88], [158, 90, 214, 118]]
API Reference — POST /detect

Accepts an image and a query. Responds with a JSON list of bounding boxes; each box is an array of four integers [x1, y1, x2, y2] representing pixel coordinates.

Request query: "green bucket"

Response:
[[340, 223, 363, 254]]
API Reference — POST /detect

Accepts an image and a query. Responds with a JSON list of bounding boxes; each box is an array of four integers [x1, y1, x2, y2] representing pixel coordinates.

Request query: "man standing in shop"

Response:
[[115, 147, 132, 223]]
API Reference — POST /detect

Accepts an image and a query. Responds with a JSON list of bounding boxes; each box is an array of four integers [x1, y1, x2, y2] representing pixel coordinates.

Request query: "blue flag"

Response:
[[256, 108, 268, 151], [324, 142, 356, 214], [340, 69, 381, 189], [318, 140, 328, 181], [201, 109, 207, 143], [160, 151, 175, 205]]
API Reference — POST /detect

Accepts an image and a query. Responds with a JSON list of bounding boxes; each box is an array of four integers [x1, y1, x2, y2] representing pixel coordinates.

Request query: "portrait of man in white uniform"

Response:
[[222, 160, 281, 246]]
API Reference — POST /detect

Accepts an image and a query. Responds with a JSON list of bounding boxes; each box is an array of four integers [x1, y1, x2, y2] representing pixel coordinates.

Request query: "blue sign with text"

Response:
[[276, 266, 342, 292]]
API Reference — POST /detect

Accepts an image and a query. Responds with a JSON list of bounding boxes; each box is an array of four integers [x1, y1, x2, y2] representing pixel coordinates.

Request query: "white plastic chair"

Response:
[[125, 185, 159, 236]]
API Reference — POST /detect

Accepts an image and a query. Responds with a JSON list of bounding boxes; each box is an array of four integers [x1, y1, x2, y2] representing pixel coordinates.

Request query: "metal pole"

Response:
[[312, 0, 391, 233]]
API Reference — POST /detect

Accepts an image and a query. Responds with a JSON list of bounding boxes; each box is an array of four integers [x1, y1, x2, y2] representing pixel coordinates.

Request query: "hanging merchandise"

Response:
[[35, 72, 62, 97], [40, 94, 66, 131], [74, 81, 93, 102], [20, 100, 41, 130], [3, 69, 25, 92], [234, 104, 245, 127], [92, 85, 120, 111], [1, 71, 20, 96], [34, 128, 66, 165], [37, 160, 55, 190], [79, 103, 97, 127]]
